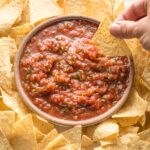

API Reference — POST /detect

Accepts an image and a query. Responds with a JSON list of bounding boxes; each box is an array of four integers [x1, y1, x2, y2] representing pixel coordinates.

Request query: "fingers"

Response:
[[116, 0, 148, 21], [110, 17, 148, 39]]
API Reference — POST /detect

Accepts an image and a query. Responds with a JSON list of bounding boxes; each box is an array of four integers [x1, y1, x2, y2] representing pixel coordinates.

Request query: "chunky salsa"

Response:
[[20, 20, 130, 120]]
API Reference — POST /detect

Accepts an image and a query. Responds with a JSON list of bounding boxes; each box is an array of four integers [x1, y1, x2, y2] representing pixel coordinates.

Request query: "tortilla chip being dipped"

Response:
[[92, 14, 131, 56]]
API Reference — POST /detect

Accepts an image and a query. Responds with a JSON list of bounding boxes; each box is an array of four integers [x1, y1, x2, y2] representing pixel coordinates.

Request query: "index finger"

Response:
[[116, 0, 148, 21]]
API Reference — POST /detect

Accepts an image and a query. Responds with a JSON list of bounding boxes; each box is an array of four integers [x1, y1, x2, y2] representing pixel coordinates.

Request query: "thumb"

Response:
[[109, 20, 142, 39]]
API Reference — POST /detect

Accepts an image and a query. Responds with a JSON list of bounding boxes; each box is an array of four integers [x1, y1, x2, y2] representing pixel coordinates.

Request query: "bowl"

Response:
[[14, 16, 134, 127]]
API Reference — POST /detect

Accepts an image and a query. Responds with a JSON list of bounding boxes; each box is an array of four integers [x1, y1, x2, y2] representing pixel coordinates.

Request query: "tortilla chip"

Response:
[[10, 114, 37, 150], [81, 135, 93, 147], [92, 14, 131, 56], [38, 129, 58, 150], [113, 0, 124, 19], [100, 140, 116, 147], [20, 0, 30, 24], [0, 0, 10, 8], [93, 119, 119, 141], [0, 99, 10, 110], [85, 125, 97, 139], [0, 0, 25, 35], [32, 114, 54, 134], [0, 111, 15, 139], [0, 42, 12, 93], [9, 23, 34, 47], [138, 128, 150, 142], [34, 127, 45, 143], [120, 126, 139, 136], [112, 90, 147, 126], [142, 61, 150, 87], [0, 37, 17, 63], [86, 0, 108, 20], [29, 0, 62, 25], [62, 125, 82, 143], [44, 134, 69, 150], [53, 143, 81, 150], [64, 0, 90, 16], [1, 89, 30, 118], [0, 128, 13, 150]]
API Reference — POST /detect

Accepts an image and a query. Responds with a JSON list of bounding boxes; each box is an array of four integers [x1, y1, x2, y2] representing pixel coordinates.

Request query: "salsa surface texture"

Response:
[[20, 20, 130, 120]]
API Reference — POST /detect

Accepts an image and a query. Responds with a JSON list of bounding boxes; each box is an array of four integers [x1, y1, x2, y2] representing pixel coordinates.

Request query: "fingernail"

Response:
[[110, 23, 121, 36]]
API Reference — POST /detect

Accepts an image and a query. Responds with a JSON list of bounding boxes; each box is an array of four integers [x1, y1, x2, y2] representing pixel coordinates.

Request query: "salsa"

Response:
[[20, 20, 130, 120]]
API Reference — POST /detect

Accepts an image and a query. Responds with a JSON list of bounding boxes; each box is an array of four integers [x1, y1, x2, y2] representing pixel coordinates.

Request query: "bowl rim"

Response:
[[14, 15, 134, 127]]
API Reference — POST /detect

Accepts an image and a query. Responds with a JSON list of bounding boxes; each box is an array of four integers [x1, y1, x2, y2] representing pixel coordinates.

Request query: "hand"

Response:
[[110, 0, 150, 50]]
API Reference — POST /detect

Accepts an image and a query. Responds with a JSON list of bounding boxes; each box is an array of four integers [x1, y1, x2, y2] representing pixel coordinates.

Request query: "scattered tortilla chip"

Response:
[[44, 134, 69, 150], [0, 0, 10, 8], [1, 89, 30, 118], [62, 125, 82, 143], [20, 0, 30, 24], [64, 0, 109, 20], [0, 37, 17, 63], [93, 119, 119, 141], [34, 127, 45, 143], [0, 43, 12, 93], [32, 114, 54, 134], [9, 23, 34, 47], [10, 72, 17, 91], [53, 143, 81, 150], [85, 0, 108, 20], [114, 117, 139, 127], [138, 128, 150, 142], [0, 111, 15, 139], [0, 0, 25, 35], [29, 0, 62, 25], [92, 14, 131, 56], [0, 128, 13, 150], [64, 0, 90, 16], [38, 129, 58, 150], [142, 61, 150, 87], [81, 135, 94, 147], [120, 126, 139, 136], [112, 90, 147, 126], [10, 114, 37, 150], [0, 99, 10, 110], [100, 140, 116, 147]]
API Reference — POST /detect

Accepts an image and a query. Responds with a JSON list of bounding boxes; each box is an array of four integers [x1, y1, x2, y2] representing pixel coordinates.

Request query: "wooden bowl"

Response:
[[14, 16, 134, 127]]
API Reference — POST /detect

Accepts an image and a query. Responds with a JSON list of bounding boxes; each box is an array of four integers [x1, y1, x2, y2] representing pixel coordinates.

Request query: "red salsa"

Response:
[[20, 20, 130, 120]]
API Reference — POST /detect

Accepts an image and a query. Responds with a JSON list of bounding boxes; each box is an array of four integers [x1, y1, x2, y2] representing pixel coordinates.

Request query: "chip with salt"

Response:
[[93, 119, 119, 141], [38, 129, 58, 150], [0, 111, 15, 139], [0, 0, 25, 35], [92, 14, 131, 56], [29, 0, 62, 25], [0, 128, 13, 150], [10, 114, 37, 150]]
